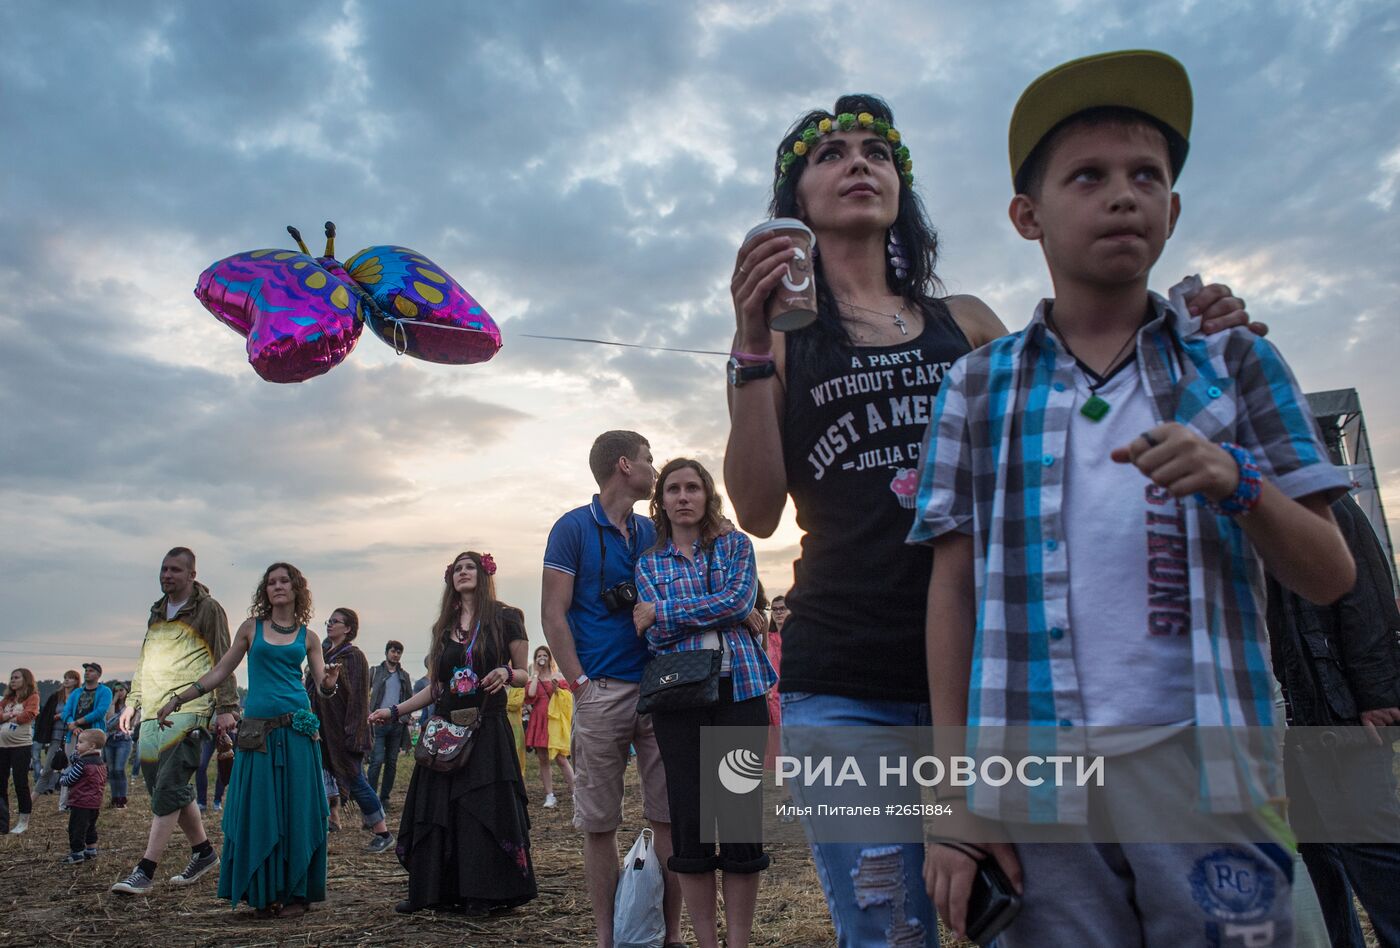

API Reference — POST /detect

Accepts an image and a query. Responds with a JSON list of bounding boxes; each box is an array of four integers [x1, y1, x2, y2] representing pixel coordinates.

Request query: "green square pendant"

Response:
[[1080, 394, 1111, 421]]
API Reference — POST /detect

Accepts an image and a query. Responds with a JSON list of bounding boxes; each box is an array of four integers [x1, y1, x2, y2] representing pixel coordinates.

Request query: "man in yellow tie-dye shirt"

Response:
[[111, 547, 238, 896]]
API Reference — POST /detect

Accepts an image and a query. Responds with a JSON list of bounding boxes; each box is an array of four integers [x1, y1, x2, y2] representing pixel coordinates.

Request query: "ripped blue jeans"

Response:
[[781, 691, 938, 947]]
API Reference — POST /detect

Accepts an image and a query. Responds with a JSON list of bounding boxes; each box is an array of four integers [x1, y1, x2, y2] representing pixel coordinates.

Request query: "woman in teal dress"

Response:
[[157, 562, 338, 918]]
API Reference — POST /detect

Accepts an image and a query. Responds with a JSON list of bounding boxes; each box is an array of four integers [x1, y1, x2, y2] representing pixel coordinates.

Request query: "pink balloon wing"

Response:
[[194, 250, 363, 383]]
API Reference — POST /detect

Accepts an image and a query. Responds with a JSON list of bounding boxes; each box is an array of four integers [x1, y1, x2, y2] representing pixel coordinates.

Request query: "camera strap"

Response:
[[595, 523, 609, 598]]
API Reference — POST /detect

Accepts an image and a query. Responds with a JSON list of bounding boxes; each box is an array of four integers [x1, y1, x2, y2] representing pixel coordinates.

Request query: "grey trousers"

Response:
[[998, 734, 1295, 947]]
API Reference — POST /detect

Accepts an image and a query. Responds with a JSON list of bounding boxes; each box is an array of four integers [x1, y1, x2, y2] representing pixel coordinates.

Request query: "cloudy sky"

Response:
[[3, 1, 1398, 683]]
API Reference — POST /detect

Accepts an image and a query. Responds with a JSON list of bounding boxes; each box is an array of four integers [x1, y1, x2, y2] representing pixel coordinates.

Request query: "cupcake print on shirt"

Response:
[[890, 468, 919, 509]]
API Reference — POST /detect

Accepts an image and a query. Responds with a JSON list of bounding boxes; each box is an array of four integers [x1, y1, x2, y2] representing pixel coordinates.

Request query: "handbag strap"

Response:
[[700, 543, 726, 660]]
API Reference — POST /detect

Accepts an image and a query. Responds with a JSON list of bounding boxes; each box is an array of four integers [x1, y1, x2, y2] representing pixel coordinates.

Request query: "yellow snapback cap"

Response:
[[1009, 50, 1192, 189]]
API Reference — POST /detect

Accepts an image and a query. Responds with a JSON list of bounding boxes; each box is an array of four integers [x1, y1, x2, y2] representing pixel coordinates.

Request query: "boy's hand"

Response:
[[1111, 423, 1239, 502], [1186, 282, 1268, 337], [1361, 707, 1400, 745], [924, 807, 1023, 940]]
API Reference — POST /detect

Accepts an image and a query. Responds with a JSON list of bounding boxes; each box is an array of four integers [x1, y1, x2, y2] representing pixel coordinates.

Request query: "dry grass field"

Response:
[[0, 752, 974, 948], [5, 751, 1381, 947]]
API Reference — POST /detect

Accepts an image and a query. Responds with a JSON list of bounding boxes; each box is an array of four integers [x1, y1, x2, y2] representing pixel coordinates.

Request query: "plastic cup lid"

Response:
[[743, 217, 816, 248]]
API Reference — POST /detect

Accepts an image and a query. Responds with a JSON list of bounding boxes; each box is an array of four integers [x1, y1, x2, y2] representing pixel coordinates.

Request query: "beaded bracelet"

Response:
[[1204, 442, 1262, 516], [389, 703, 400, 723]]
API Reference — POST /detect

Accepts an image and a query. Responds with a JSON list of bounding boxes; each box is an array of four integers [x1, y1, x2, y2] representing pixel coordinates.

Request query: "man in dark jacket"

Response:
[[367, 640, 412, 804], [1267, 493, 1400, 948]]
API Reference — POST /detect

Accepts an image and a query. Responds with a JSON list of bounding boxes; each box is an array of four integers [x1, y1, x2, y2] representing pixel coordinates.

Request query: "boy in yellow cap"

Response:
[[909, 51, 1356, 945]]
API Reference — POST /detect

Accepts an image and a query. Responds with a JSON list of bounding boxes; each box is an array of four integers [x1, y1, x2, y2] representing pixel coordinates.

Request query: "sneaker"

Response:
[[84, 848, 99, 859], [61, 852, 87, 864], [170, 849, 219, 885], [366, 832, 395, 854], [543, 793, 557, 808], [8, 815, 28, 834], [110, 866, 155, 894], [211, 802, 222, 812]]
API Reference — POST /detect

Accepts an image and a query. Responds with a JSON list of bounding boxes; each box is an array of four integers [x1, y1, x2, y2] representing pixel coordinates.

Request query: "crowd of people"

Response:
[[3, 48, 1399, 948]]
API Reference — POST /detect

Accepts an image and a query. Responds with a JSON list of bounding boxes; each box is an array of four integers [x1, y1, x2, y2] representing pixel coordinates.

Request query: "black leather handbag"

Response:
[[636, 549, 728, 715], [637, 648, 722, 715]]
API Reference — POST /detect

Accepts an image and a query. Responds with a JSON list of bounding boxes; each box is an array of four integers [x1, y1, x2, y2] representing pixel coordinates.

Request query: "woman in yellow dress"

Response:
[[545, 672, 573, 771], [505, 675, 526, 774]]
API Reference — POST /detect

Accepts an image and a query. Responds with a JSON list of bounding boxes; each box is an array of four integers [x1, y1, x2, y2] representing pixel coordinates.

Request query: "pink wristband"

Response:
[[730, 350, 774, 363]]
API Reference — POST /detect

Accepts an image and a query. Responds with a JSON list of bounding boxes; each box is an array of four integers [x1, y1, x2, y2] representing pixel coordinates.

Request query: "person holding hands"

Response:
[[369, 551, 536, 916], [152, 562, 338, 918], [112, 548, 237, 896]]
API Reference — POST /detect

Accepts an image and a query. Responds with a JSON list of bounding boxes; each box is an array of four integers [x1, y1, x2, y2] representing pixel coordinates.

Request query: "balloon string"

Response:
[[382, 317, 728, 357], [518, 333, 728, 356]]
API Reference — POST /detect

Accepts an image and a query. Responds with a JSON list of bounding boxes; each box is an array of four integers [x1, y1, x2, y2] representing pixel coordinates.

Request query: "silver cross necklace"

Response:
[[838, 299, 908, 335]]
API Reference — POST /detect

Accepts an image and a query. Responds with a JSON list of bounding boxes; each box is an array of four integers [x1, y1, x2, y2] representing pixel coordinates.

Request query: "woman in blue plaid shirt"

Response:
[[634, 457, 776, 948]]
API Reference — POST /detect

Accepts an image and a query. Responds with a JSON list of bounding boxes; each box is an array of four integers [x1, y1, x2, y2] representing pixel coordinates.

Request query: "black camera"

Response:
[[601, 581, 639, 613]]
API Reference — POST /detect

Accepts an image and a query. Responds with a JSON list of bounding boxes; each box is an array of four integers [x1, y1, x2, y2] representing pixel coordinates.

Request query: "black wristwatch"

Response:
[[727, 356, 776, 388]]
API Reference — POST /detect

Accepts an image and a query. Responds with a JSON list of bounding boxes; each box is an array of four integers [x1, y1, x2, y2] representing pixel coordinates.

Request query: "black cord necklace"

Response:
[[1045, 310, 1141, 422], [270, 618, 298, 634]]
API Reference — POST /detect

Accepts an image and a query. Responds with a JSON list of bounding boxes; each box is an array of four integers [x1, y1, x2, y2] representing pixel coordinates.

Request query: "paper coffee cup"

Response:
[[742, 218, 817, 331]]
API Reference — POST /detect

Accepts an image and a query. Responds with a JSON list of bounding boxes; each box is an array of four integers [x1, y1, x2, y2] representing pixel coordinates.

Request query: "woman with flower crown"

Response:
[[368, 551, 536, 916], [723, 95, 1259, 945], [155, 562, 335, 918]]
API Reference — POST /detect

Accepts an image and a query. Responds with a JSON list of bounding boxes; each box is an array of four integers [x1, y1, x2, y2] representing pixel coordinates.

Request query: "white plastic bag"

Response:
[[613, 826, 665, 948]]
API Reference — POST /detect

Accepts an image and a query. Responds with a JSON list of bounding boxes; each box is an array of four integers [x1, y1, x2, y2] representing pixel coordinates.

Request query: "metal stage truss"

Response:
[[1307, 388, 1398, 596]]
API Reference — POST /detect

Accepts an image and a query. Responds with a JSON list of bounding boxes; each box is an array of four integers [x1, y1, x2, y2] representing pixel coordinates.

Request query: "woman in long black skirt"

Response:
[[369, 550, 535, 915]]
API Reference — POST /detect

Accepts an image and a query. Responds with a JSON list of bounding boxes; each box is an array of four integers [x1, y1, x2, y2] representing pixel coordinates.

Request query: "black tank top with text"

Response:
[[780, 301, 971, 701]]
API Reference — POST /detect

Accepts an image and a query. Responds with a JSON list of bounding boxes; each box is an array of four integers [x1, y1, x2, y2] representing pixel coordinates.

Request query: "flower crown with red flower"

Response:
[[444, 552, 498, 582]]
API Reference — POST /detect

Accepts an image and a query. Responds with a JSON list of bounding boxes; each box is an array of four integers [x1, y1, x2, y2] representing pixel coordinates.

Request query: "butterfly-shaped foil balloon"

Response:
[[194, 222, 502, 383]]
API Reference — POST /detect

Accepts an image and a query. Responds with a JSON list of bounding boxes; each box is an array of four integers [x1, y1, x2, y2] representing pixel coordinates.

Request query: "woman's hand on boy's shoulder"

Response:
[[1188, 282, 1267, 337]]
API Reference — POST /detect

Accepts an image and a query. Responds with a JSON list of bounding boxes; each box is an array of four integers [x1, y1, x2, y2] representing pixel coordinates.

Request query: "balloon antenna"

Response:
[[286, 225, 311, 255], [324, 221, 336, 259]]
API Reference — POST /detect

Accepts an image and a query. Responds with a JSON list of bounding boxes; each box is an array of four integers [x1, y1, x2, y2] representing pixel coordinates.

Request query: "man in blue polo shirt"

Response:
[[542, 429, 682, 948]]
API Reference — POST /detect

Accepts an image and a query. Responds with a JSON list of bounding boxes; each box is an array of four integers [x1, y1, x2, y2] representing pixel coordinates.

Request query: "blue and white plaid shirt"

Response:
[[909, 277, 1350, 821], [635, 531, 776, 703]]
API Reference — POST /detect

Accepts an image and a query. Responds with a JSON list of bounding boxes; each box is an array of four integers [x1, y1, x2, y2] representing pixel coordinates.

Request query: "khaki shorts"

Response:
[[139, 716, 203, 817], [570, 678, 669, 833]]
